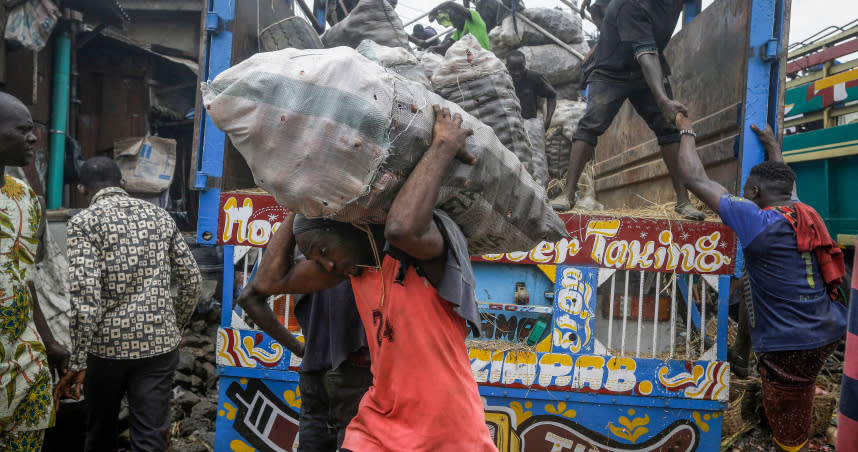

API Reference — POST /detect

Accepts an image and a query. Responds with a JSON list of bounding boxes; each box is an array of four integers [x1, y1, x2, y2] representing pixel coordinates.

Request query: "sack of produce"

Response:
[[488, 8, 584, 57], [518, 43, 589, 86], [417, 51, 444, 79], [200, 46, 567, 254], [321, 0, 408, 49], [549, 99, 587, 141], [523, 118, 548, 186], [357, 40, 431, 89], [519, 8, 584, 45], [545, 127, 571, 181], [432, 35, 532, 170]]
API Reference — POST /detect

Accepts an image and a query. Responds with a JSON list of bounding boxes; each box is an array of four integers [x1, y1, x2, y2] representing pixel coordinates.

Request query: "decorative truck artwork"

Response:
[[218, 193, 737, 275]]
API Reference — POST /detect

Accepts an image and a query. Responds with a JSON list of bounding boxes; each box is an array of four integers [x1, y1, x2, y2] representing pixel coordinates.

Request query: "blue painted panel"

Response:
[[552, 266, 599, 354], [473, 262, 554, 307], [481, 392, 722, 451], [197, 0, 236, 245], [216, 376, 302, 451]]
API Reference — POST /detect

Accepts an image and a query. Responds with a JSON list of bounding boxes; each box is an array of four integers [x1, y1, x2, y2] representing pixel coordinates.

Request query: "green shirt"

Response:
[[451, 9, 491, 50]]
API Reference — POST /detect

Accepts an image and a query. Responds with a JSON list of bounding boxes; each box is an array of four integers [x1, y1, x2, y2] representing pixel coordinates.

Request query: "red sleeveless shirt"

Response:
[[342, 254, 497, 452]]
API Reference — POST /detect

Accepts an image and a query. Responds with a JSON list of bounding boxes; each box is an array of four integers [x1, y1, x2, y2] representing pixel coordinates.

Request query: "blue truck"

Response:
[[193, 0, 789, 450]]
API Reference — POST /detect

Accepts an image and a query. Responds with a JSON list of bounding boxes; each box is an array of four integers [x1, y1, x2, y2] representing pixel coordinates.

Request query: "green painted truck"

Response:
[[783, 21, 858, 256]]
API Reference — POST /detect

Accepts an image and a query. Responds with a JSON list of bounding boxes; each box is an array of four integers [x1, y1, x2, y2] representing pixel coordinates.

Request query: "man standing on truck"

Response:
[[236, 105, 497, 451], [674, 115, 847, 452], [426, 1, 491, 53], [507, 50, 557, 129], [238, 278, 371, 451], [56, 157, 202, 452], [558, 0, 706, 221]]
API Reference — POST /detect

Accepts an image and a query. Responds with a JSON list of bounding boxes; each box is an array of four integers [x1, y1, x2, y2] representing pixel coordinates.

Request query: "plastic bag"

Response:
[[4, 0, 60, 51]]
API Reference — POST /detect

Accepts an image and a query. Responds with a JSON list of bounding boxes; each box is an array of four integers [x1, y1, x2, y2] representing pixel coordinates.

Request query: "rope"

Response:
[[353, 224, 386, 307]]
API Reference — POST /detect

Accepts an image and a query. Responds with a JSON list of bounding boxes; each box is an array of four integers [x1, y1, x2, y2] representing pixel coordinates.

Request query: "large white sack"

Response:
[[488, 20, 520, 59], [321, 0, 408, 49], [417, 51, 444, 79], [200, 46, 567, 254], [432, 34, 532, 170], [519, 43, 589, 86], [549, 99, 587, 142], [357, 40, 431, 89]]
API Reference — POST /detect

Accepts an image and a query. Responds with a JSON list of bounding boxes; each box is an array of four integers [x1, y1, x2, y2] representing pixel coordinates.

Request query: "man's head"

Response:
[[743, 161, 796, 208], [413, 24, 425, 38], [506, 50, 526, 81], [430, 2, 468, 30], [293, 215, 377, 278], [0, 92, 37, 168], [76, 156, 124, 200]]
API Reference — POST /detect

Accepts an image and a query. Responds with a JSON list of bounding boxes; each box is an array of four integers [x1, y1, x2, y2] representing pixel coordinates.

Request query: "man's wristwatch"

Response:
[[679, 129, 697, 138]]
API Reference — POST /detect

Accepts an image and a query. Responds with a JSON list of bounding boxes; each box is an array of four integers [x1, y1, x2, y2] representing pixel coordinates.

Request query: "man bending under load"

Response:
[[237, 106, 498, 451]]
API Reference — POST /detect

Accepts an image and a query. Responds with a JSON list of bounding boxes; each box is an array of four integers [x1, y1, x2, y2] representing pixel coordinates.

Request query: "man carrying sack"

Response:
[[237, 106, 498, 451]]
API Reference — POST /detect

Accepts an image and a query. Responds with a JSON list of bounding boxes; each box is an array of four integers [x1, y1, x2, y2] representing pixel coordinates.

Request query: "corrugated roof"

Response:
[[61, 0, 130, 27]]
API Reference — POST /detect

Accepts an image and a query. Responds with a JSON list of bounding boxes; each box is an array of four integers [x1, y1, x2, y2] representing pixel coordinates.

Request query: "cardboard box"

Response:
[[114, 136, 176, 194]]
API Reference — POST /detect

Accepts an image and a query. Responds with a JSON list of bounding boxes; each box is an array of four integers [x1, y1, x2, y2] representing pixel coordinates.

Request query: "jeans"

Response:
[[83, 349, 178, 452], [297, 360, 372, 452]]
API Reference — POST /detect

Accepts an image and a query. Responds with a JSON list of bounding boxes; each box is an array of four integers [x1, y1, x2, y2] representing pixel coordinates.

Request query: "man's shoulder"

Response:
[[70, 195, 173, 227]]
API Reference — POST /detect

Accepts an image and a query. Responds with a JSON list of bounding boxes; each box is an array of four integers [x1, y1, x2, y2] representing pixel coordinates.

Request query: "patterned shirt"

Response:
[[0, 175, 54, 432], [67, 187, 201, 371]]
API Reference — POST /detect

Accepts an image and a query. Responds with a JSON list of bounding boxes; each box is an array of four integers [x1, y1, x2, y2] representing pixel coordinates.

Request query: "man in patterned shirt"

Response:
[[0, 92, 70, 451], [55, 157, 202, 451]]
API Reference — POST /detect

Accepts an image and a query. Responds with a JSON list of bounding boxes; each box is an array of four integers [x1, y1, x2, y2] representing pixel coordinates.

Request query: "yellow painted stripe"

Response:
[[783, 138, 858, 154], [784, 143, 858, 162], [814, 67, 858, 91], [537, 264, 557, 283]]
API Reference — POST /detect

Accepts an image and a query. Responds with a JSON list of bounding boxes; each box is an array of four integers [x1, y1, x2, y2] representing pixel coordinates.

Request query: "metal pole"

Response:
[[556, 0, 596, 25], [48, 26, 71, 209], [403, 10, 430, 28]]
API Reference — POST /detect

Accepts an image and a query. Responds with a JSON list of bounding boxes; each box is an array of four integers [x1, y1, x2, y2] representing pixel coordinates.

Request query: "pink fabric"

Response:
[[837, 413, 858, 452], [343, 255, 497, 452], [847, 331, 858, 381]]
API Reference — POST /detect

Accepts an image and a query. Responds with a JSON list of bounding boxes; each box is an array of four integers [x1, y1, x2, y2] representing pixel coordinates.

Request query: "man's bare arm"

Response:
[[236, 213, 345, 356], [385, 105, 474, 262], [674, 114, 729, 213], [637, 53, 687, 125]]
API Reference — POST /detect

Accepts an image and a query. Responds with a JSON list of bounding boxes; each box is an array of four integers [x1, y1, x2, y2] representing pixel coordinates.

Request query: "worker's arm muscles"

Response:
[[237, 213, 343, 356], [637, 53, 686, 124], [619, 3, 686, 123], [675, 114, 729, 213], [385, 105, 474, 262]]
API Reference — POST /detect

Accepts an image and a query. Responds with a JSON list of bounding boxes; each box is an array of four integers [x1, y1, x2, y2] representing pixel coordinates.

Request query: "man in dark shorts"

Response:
[[507, 50, 557, 130], [558, 0, 705, 220], [238, 279, 370, 451], [674, 115, 847, 452], [236, 106, 497, 451]]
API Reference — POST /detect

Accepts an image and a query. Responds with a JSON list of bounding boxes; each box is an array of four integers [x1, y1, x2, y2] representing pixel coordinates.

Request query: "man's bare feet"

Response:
[[675, 201, 705, 221]]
